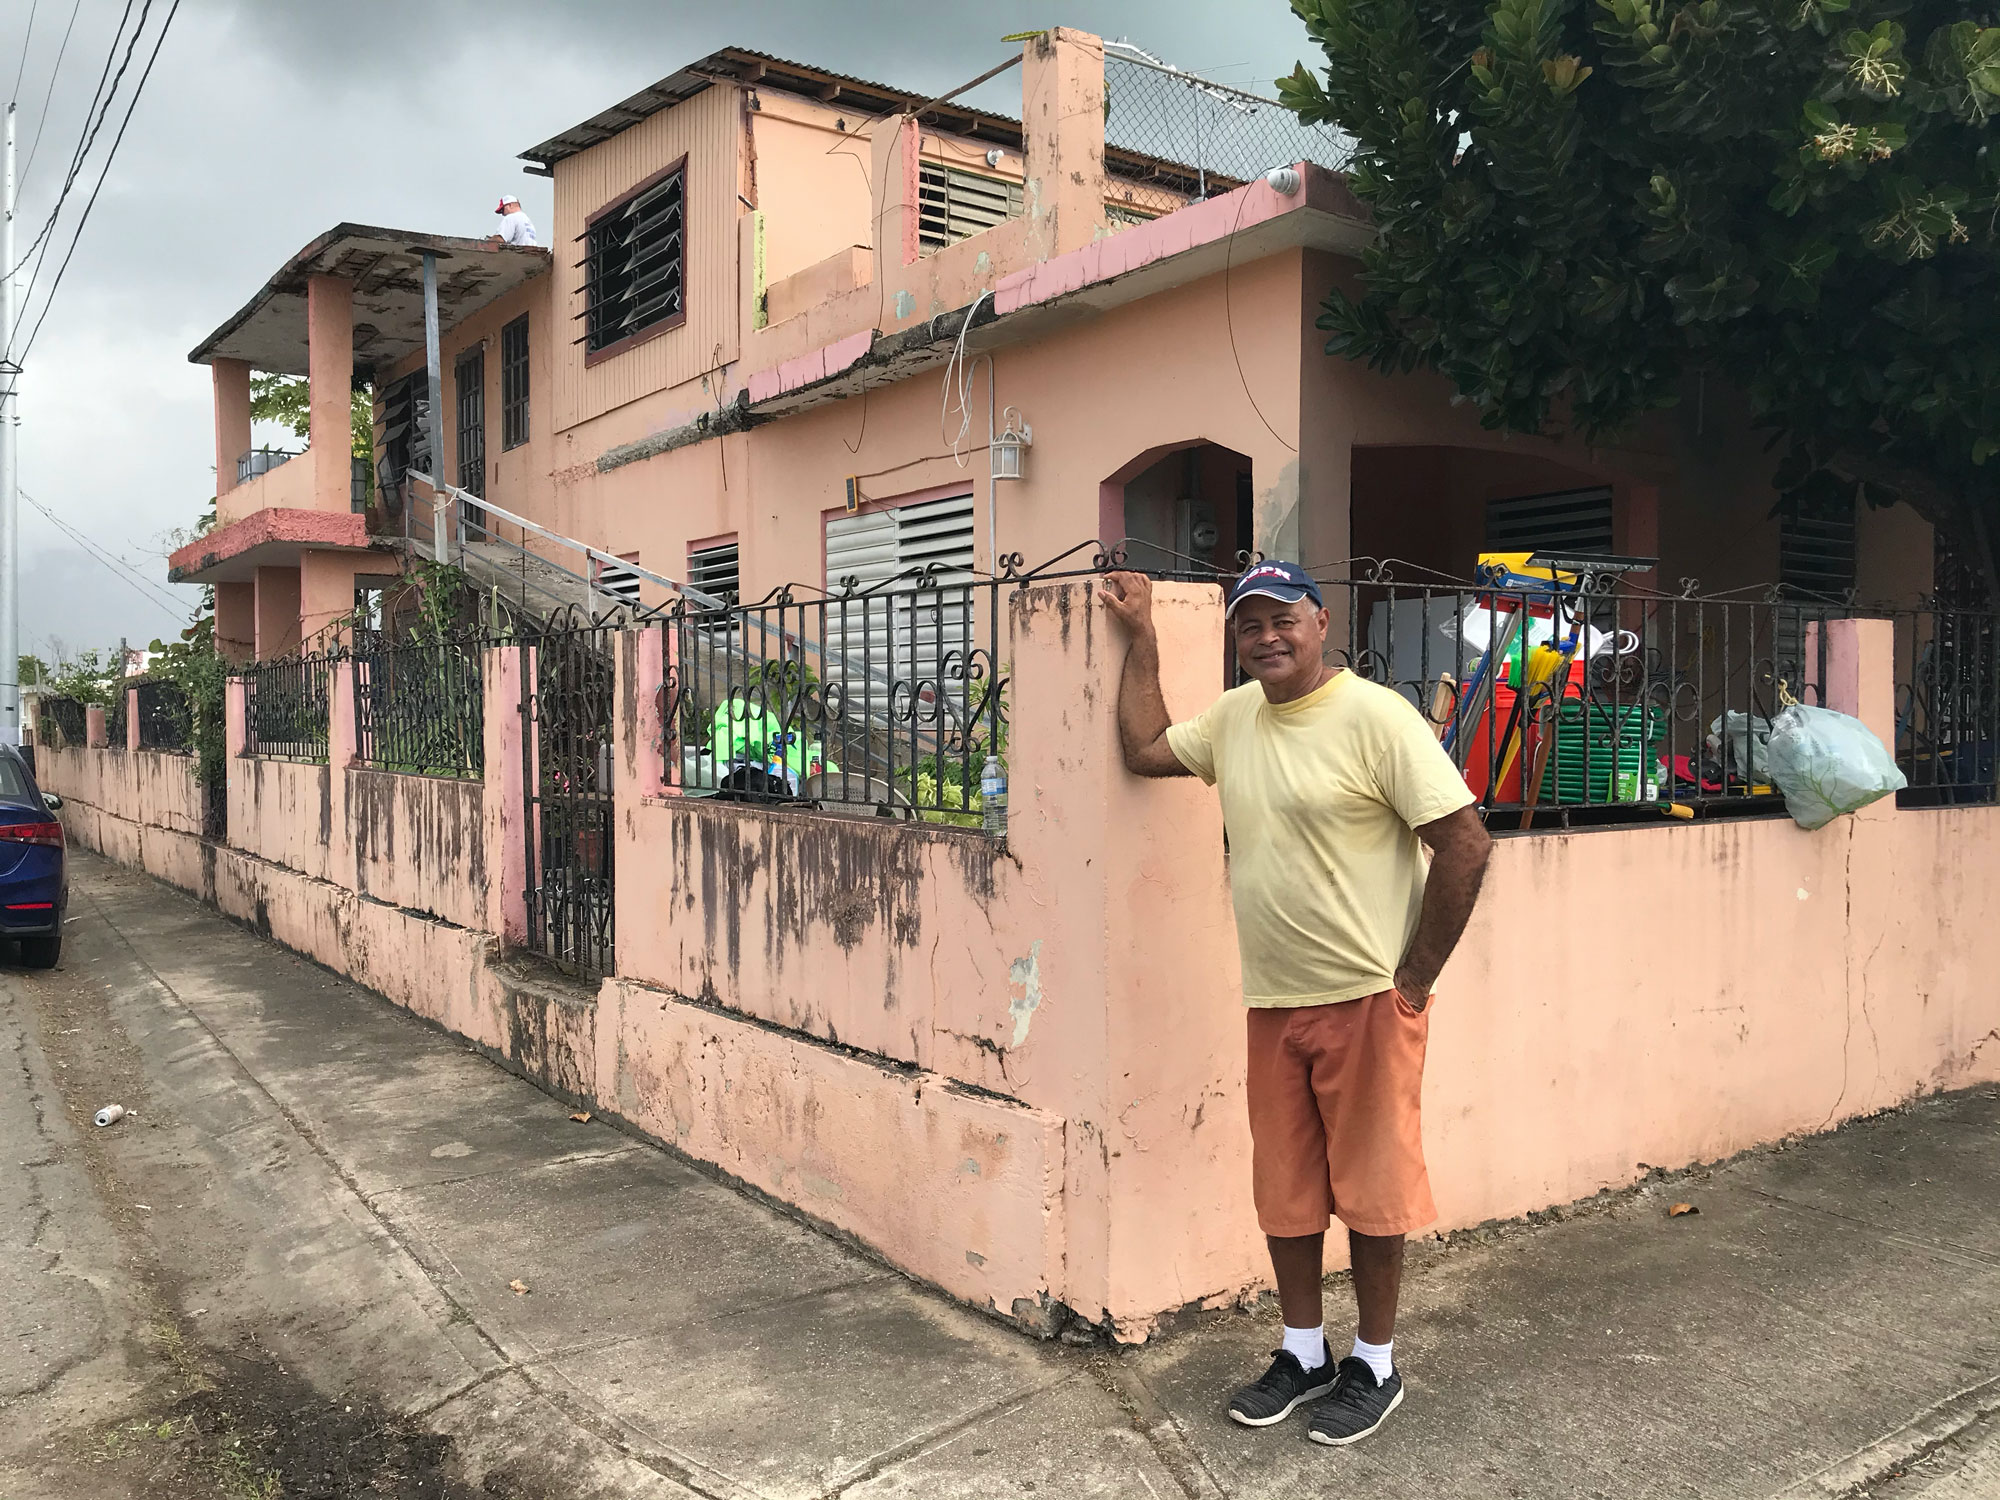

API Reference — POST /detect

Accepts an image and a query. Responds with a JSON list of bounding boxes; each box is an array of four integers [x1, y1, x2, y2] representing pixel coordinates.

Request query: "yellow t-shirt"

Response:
[[1166, 671, 1476, 1007]]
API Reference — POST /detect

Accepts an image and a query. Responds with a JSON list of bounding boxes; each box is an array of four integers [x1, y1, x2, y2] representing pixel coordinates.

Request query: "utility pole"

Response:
[[0, 103, 17, 746]]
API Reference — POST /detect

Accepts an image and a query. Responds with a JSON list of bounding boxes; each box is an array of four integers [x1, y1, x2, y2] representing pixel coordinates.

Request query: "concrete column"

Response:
[[84, 705, 107, 749], [253, 566, 302, 660], [298, 551, 360, 650], [868, 114, 919, 269], [125, 689, 139, 752], [1021, 28, 1107, 259], [212, 358, 252, 501], [328, 659, 358, 890], [1819, 617, 1900, 825], [225, 677, 247, 844], [482, 645, 530, 947], [307, 274, 354, 514], [215, 581, 255, 664], [617, 625, 670, 800], [1003, 580, 1254, 1333]]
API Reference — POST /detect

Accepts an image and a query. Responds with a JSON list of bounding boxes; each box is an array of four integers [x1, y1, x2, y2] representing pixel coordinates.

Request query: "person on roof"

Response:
[[488, 194, 538, 247]]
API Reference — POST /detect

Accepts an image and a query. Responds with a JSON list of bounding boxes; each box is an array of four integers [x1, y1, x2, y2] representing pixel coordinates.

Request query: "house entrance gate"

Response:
[[521, 617, 618, 976]]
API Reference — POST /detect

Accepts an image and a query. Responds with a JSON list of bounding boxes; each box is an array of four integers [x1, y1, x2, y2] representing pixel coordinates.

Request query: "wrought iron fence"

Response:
[[37, 696, 87, 748], [136, 680, 192, 752], [523, 615, 618, 977], [105, 686, 128, 750], [654, 567, 1009, 830], [1102, 44, 1354, 202], [1893, 604, 2000, 807], [244, 654, 336, 762], [1313, 568, 1839, 828], [355, 637, 485, 778]]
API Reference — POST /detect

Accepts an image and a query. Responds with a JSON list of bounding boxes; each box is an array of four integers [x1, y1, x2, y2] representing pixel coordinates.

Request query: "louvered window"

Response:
[[1106, 201, 1160, 231], [583, 163, 685, 355], [824, 495, 977, 700], [1779, 496, 1857, 599], [917, 163, 1023, 252], [596, 556, 643, 607], [1485, 486, 1614, 558], [688, 541, 740, 605], [377, 370, 430, 513]]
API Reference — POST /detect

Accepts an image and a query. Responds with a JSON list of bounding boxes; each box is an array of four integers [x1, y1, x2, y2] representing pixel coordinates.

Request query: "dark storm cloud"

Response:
[[0, 0, 1317, 653]]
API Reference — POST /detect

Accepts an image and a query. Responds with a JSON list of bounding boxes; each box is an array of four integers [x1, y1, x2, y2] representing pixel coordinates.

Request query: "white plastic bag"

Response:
[[1764, 704, 1907, 830], [1707, 711, 1773, 785]]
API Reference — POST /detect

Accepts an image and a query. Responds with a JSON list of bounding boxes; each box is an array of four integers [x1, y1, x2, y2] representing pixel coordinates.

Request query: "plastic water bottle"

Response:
[[980, 754, 1007, 836]]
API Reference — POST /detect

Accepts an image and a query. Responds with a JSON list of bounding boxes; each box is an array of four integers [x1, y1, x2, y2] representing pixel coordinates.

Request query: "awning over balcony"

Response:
[[187, 224, 549, 378], [168, 509, 383, 585]]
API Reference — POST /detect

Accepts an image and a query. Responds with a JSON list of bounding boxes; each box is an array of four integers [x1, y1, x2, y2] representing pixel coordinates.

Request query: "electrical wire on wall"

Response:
[[1224, 172, 1297, 456], [938, 288, 1003, 576]]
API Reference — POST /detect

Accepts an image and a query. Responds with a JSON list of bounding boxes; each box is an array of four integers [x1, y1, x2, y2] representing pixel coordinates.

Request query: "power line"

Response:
[[9, 0, 40, 105], [3, 0, 142, 286], [20, 489, 190, 621], [13, 0, 177, 363], [19, 0, 86, 191]]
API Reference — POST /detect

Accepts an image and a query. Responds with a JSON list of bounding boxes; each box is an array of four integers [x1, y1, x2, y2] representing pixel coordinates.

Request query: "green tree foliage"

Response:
[[1279, 0, 2000, 591], [248, 373, 375, 463]]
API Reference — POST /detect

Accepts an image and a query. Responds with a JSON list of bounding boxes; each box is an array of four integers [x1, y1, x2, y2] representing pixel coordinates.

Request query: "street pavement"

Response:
[[0, 849, 1996, 1498]]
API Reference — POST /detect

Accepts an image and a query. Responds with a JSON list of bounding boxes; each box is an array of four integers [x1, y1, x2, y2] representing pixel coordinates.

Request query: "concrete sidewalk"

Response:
[[4, 851, 1998, 1497]]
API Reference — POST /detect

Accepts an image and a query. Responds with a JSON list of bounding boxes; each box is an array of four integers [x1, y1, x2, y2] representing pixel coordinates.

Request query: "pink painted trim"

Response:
[[169, 508, 373, 579], [746, 327, 875, 404], [996, 170, 1306, 315], [687, 529, 738, 556]]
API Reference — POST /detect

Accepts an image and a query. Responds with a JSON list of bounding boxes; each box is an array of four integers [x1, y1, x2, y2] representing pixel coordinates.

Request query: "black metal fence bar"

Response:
[[354, 638, 485, 778], [1894, 605, 2000, 807], [37, 696, 88, 748], [1320, 574, 1838, 827], [135, 680, 192, 753], [105, 687, 128, 750], [523, 616, 618, 978], [655, 568, 1007, 830], [243, 655, 335, 763]]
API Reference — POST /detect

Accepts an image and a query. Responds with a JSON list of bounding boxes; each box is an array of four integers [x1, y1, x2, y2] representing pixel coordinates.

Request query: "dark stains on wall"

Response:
[[347, 768, 486, 921]]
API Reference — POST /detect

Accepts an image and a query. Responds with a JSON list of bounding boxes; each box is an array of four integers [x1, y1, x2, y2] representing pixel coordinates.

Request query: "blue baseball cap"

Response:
[[1226, 560, 1324, 616]]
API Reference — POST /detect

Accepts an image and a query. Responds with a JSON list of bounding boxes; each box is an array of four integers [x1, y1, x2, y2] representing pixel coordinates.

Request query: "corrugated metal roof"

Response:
[[188, 224, 550, 376], [517, 45, 1026, 172]]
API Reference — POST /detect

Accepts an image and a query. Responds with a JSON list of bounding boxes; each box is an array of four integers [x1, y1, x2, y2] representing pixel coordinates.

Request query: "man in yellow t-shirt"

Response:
[[1101, 562, 1490, 1450]]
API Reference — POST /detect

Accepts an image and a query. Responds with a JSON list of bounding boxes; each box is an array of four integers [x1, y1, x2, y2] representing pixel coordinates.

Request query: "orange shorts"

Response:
[[1245, 990, 1436, 1239]]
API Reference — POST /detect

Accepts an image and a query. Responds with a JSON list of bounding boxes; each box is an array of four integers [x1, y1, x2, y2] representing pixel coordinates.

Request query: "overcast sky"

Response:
[[0, 0, 1321, 663]]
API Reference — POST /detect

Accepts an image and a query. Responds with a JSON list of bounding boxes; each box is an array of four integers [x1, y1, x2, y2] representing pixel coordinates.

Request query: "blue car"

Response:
[[0, 744, 66, 969]]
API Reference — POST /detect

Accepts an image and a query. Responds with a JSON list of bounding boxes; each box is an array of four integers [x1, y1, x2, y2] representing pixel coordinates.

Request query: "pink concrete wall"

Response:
[[347, 769, 487, 931], [37, 745, 204, 835]]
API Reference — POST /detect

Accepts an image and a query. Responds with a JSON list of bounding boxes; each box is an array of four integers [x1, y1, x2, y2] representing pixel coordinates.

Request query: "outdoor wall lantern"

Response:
[[992, 406, 1032, 482]]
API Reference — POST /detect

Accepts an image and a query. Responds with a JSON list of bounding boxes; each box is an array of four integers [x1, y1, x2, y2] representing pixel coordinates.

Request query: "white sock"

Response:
[[1351, 1336, 1394, 1382], [1282, 1324, 1327, 1371]]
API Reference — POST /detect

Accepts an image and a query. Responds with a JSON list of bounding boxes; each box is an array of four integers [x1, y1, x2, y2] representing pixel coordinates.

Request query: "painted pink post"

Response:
[[328, 661, 359, 889], [225, 677, 249, 845], [1020, 29, 1108, 259], [225, 678, 248, 757], [85, 706, 107, 749], [1819, 617, 1900, 825], [125, 689, 140, 752], [482, 646, 530, 946], [632, 625, 670, 798]]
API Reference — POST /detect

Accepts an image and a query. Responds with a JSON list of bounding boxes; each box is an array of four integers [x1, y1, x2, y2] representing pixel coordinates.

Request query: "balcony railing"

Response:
[[237, 446, 298, 484]]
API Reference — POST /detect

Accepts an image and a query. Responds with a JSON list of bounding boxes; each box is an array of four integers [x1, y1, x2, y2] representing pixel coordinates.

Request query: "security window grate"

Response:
[[583, 164, 685, 355], [501, 314, 530, 450], [917, 163, 1023, 252], [688, 541, 740, 605]]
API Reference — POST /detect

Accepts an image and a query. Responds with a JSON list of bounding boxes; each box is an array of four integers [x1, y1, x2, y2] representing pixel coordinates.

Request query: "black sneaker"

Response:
[[1226, 1343, 1337, 1426], [1307, 1356, 1404, 1446]]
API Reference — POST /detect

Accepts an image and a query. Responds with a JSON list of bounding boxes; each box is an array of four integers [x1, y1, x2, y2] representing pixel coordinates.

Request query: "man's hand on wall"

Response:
[[1100, 571, 1155, 634]]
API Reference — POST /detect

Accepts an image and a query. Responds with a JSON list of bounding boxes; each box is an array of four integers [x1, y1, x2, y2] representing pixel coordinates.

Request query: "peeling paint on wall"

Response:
[[1009, 939, 1044, 1047], [893, 289, 916, 319]]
